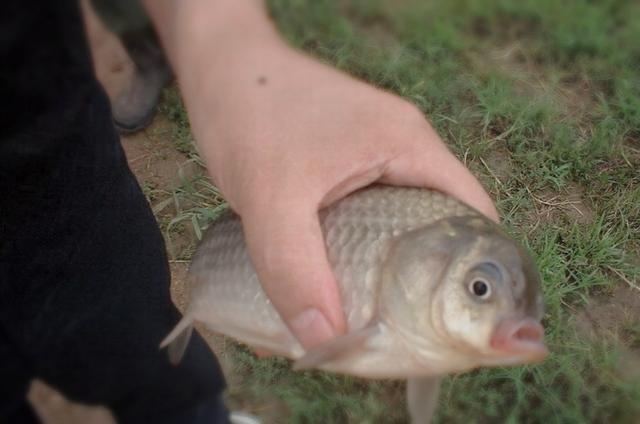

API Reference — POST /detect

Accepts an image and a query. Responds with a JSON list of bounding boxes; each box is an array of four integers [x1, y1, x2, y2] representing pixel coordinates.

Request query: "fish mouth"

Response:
[[489, 317, 549, 363]]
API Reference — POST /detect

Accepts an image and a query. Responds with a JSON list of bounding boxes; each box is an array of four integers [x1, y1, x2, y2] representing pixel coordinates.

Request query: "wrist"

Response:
[[144, 0, 286, 78]]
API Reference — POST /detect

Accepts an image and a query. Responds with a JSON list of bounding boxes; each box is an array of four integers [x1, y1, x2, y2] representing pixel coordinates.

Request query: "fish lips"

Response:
[[489, 317, 549, 363]]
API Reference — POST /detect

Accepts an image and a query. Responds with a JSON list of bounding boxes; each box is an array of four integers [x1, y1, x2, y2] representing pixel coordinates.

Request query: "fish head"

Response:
[[379, 215, 547, 374]]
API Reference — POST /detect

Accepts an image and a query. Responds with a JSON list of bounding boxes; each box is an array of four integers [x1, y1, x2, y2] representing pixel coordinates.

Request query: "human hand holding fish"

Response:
[[144, 2, 546, 421], [162, 45, 545, 422], [146, 0, 500, 352]]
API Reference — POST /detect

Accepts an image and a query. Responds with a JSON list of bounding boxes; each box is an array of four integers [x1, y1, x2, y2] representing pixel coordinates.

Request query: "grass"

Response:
[[152, 0, 640, 422]]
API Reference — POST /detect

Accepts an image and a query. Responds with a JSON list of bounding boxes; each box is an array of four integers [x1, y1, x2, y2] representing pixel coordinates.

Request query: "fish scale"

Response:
[[319, 187, 474, 330]]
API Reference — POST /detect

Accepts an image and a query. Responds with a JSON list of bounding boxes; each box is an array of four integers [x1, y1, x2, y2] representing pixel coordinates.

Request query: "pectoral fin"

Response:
[[293, 324, 380, 371], [407, 377, 441, 424], [160, 314, 195, 365]]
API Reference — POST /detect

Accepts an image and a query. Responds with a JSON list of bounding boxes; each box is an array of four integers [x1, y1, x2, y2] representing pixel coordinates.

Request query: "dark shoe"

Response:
[[112, 64, 171, 133], [113, 26, 172, 134]]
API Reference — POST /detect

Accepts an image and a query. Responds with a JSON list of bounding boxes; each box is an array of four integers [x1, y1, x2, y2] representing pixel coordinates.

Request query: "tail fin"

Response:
[[160, 315, 195, 365]]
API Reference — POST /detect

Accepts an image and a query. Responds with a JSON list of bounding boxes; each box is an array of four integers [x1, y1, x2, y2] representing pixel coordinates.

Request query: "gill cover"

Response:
[[378, 216, 480, 342]]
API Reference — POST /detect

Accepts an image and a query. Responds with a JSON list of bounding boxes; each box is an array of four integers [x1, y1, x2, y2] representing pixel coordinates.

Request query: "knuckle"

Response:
[[402, 101, 426, 121]]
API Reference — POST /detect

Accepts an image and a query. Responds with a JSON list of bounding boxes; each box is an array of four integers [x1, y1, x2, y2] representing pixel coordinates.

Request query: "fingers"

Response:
[[240, 198, 347, 350], [382, 140, 500, 222]]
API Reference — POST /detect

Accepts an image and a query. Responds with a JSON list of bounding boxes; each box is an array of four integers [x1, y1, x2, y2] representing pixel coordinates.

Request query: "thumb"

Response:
[[240, 199, 346, 349], [382, 143, 499, 223]]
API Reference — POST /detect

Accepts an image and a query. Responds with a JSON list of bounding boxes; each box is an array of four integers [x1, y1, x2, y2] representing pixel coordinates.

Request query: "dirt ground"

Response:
[[26, 3, 216, 422]]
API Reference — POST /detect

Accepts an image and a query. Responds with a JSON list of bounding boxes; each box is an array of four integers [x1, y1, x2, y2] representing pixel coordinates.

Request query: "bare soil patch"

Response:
[[577, 284, 640, 381]]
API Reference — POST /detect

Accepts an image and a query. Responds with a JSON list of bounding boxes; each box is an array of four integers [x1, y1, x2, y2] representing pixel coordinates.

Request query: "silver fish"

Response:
[[161, 185, 547, 423]]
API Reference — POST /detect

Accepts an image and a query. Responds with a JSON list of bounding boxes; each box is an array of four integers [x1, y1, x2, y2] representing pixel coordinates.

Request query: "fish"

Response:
[[161, 185, 548, 423]]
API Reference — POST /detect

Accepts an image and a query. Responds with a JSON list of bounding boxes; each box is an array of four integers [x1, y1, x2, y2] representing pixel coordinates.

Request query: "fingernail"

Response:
[[290, 308, 335, 348]]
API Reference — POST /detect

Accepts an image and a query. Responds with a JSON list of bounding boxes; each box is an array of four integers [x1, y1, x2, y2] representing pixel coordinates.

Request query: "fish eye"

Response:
[[469, 278, 492, 299], [465, 262, 502, 301]]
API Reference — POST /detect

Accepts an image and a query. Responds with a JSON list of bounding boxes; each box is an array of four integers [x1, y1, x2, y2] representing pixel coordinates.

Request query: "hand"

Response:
[[186, 46, 497, 351], [144, 0, 497, 351]]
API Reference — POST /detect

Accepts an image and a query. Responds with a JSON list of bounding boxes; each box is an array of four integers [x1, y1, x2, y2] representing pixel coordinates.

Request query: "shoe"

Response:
[[112, 26, 172, 134], [112, 65, 171, 133]]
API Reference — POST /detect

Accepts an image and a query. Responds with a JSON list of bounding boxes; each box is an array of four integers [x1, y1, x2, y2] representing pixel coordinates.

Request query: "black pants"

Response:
[[0, 1, 227, 422]]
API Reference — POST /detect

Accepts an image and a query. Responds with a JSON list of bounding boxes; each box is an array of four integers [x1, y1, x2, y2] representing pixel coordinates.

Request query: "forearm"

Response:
[[142, 0, 286, 97]]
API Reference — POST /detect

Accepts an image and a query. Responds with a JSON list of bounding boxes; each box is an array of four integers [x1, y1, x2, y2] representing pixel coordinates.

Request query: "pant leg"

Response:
[[0, 327, 39, 424], [1, 101, 230, 423], [0, 1, 227, 422]]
